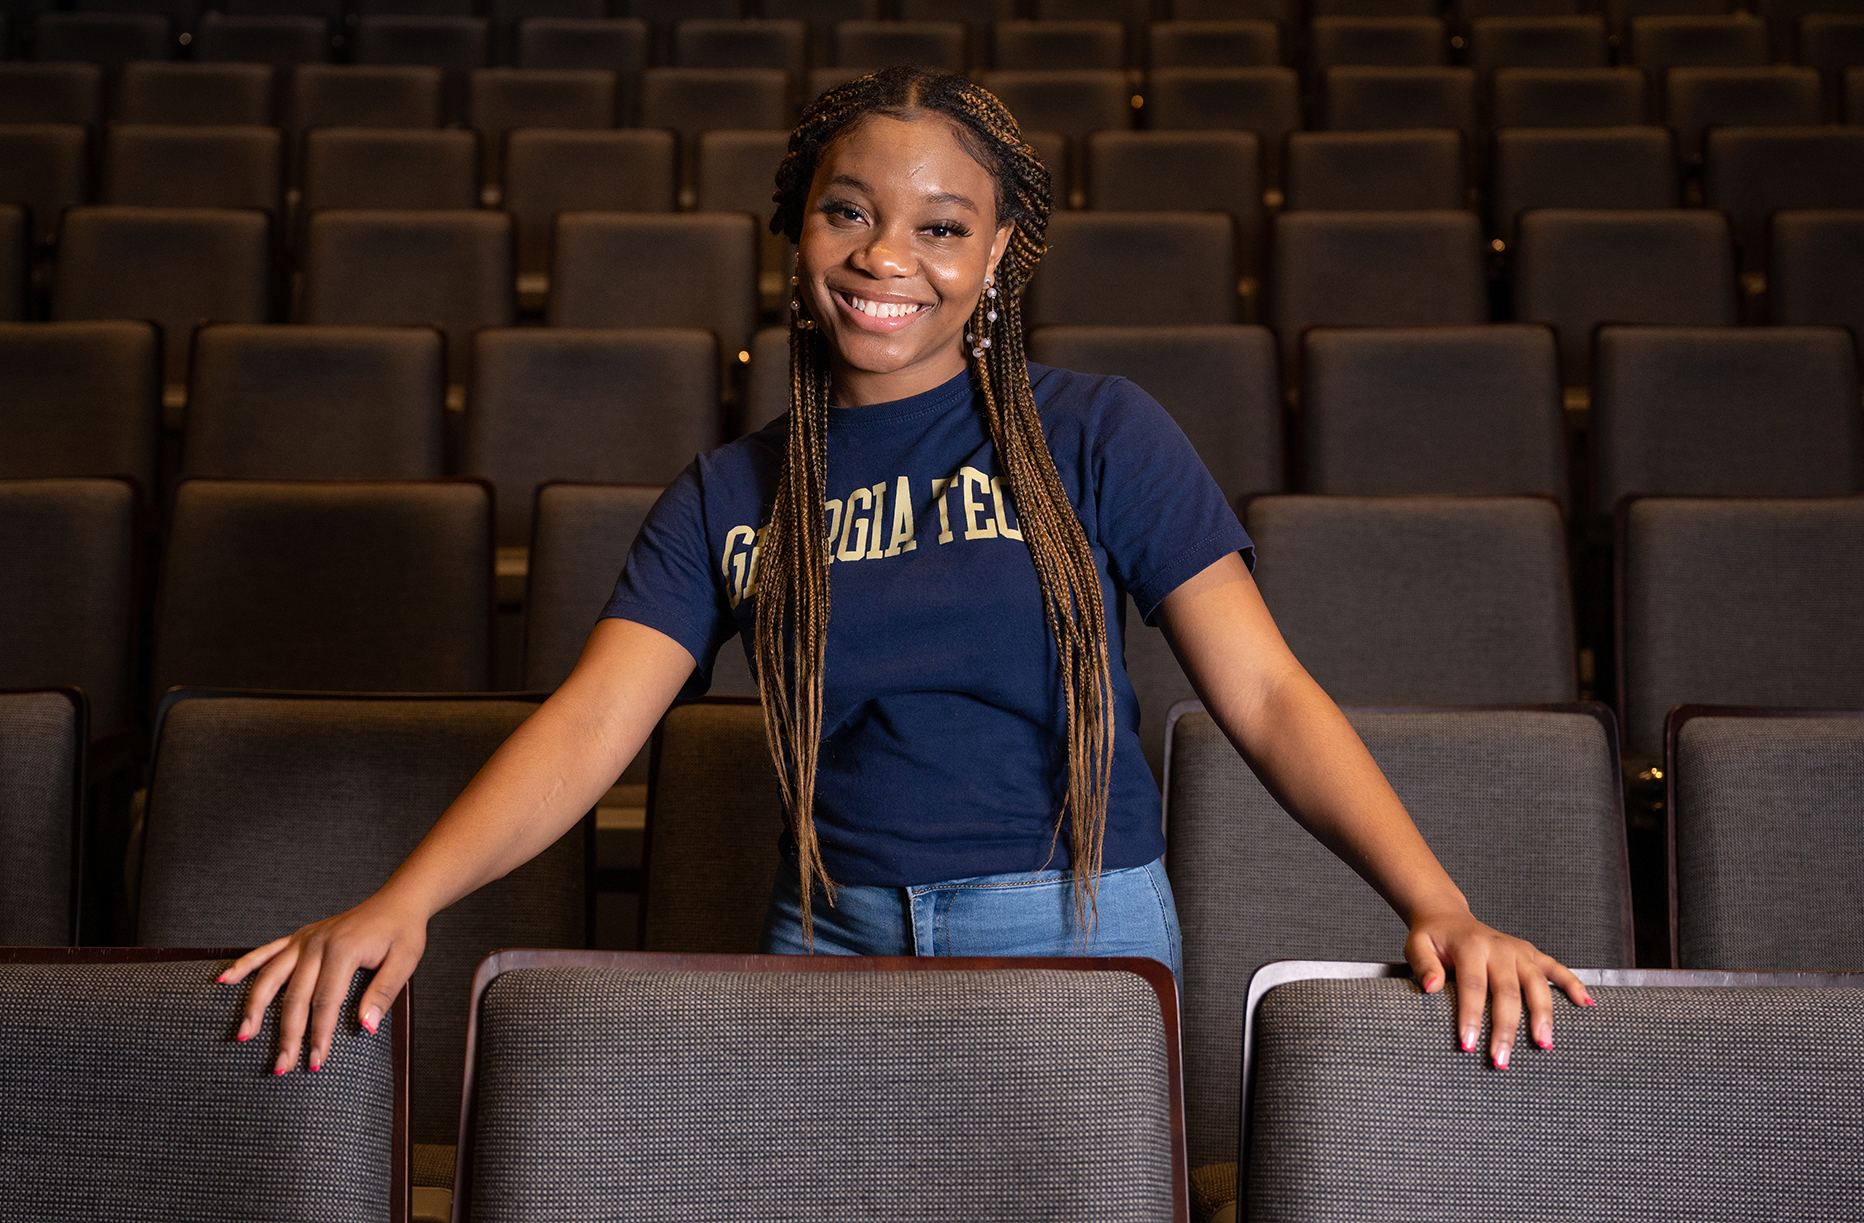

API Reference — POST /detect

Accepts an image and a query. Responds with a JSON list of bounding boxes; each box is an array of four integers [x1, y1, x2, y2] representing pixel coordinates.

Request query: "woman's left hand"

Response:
[[1405, 910, 1595, 1069]]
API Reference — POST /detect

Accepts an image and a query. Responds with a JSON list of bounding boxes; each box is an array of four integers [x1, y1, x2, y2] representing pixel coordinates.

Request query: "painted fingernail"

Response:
[[274, 1065, 287, 1076], [1537, 1034, 1552, 1050], [1579, 997, 1596, 1008], [1460, 1030, 1476, 1052], [309, 1059, 321, 1073], [215, 974, 226, 984], [360, 1007, 380, 1035], [236, 1031, 250, 1043], [1494, 1047, 1510, 1069]]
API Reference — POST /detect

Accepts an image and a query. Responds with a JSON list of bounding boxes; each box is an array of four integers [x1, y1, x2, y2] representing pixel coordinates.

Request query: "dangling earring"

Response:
[[969, 275, 998, 360], [789, 274, 815, 330]]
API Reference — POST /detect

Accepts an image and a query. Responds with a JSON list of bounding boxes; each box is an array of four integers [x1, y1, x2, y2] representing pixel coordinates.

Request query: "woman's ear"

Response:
[[986, 222, 1014, 280]]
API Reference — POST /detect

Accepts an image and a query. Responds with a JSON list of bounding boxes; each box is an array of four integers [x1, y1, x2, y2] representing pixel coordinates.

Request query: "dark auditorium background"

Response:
[[1, 0, 1861, 1220]]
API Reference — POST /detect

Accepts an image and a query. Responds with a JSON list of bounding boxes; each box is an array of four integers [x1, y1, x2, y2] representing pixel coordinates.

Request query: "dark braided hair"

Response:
[[759, 67, 1115, 940]]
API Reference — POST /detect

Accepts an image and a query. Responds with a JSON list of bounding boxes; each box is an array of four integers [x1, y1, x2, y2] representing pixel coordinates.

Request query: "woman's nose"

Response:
[[853, 228, 914, 277]]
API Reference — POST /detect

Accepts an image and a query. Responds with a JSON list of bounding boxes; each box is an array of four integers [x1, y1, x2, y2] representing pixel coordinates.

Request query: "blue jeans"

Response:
[[758, 855, 1184, 988]]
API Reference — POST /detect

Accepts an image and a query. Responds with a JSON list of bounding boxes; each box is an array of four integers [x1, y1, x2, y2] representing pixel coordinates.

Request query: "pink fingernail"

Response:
[[274, 1066, 287, 1076], [236, 1032, 250, 1043], [1580, 997, 1596, 1008], [1537, 1037, 1552, 1050], [1460, 1035, 1475, 1052], [215, 975, 226, 984], [1494, 1048, 1510, 1069]]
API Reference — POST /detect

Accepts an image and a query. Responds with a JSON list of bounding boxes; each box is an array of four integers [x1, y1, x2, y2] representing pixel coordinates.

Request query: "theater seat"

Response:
[[0, 689, 84, 945]]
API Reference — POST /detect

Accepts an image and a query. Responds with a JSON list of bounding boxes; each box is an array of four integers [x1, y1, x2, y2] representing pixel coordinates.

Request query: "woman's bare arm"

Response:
[[218, 617, 697, 1074], [1152, 552, 1592, 1067]]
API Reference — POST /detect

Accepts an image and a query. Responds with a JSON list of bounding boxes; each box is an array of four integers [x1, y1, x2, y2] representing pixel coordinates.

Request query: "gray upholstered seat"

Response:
[[136, 693, 585, 1168], [1665, 67, 1822, 164], [1626, 13, 1770, 77], [463, 328, 718, 550], [1466, 14, 1610, 70], [1270, 210, 1487, 372], [1246, 495, 1578, 703], [33, 12, 172, 67], [0, 205, 18, 321], [0, 321, 159, 494], [741, 324, 790, 434], [1284, 129, 1465, 211], [1302, 325, 1568, 505], [0, 480, 138, 738], [676, 17, 807, 76], [974, 69, 1131, 172], [0, 950, 403, 1221], [1323, 66, 1478, 143], [1591, 325, 1861, 514], [522, 482, 661, 694], [1310, 15, 1448, 69], [1512, 208, 1738, 386], [0, 62, 104, 128], [1147, 19, 1282, 68], [546, 212, 759, 377], [1670, 708, 1864, 971], [1617, 496, 1864, 761], [301, 127, 479, 213], [1240, 962, 1864, 1217], [289, 63, 446, 132], [466, 67, 614, 192], [1703, 127, 1864, 276], [642, 699, 784, 953], [514, 17, 647, 123], [994, 19, 1126, 69], [298, 209, 514, 387], [1167, 707, 1633, 1170], [193, 13, 332, 67], [503, 128, 673, 300], [0, 123, 89, 250], [115, 61, 275, 125], [0, 689, 83, 945], [638, 67, 792, 184], [1769, 209, 1864, 338], [52, 205, 272, 402], [833, 19, 968, 70], [455, 951, 1185, 1221], [1086, 131, 1264, 275], [152, 479, 493, 696], [1029, 212, 1239, 326], [1489, 65, 1650, 127], [353, 14, 489, 74], [695, 128, 793, 314], [185, 323, 446, 480]]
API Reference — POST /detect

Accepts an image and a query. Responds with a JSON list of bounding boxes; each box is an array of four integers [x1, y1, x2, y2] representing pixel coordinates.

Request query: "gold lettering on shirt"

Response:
[[838, 485, 873, 561], [884, 475, 917, 556], [960, 466, 998, 540], [865, 480, 887, 561], [824, 498, 843, 565], [721, 524, 757, 608], [932, 477, 955, 544]]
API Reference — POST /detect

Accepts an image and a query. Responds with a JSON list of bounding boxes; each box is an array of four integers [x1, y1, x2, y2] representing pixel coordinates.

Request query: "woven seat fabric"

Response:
[[1168, 706, 1630, 1167], [0, 691, 79, 945], [0, 320, 159, 492], [1489, 65, 1649, 126], [0, 959, 392, 1222], [1675, 714, 1864, 971], [1769, 209, 1864, 334], [1247, 495, 1577, 704], [102, 123, 283, 214], [193, 13, 330, 67], [1028, 212, 1237, 326], [546, 211, 758, 359], [1283, 129, 1465, 211], [289, 64, 445, 130], [1246, 975, 1864, 1219], [523, 483, 661, 694], [0, 63, 104, 127], [0, 480, 138, 736], [0, 123, 89, 249], [137, 695, 583, 1146], [1620, 499, 1864, 759], [1489, 126, 1678, 241], [115, 61, 275, 125], [467, 966, 1174, 1221]]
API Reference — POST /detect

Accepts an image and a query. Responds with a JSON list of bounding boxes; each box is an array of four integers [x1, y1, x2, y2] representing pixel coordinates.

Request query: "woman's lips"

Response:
[[833, 288, 932, 333]]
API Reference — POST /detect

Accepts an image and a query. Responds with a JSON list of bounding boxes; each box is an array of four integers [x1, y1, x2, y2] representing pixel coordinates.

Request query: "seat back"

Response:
[[152, 479, 493, 696], [1310, 15, 1447, 69], [1627, 12, 1770, 74], [1170, 705, 1633, 1169], [52, 204, 272, 396], [1703, 127, 1864, 275], [115, 60, 274, 125], [0, 480, 139, 738], [1270, 210, 1487, 369], [504, 128, 674, 288], [1148, 19, 1282, 68], [298, 209, 514, 385], [289, 63, 445, 130], [0, 63, 104, 127], [467, 67, 613, 191], [675, 17, 806, 76], [193, 12, 331, 66], [643, 699, 785, 954], [1592, 325, 1861, 513], [1323, 65, 1478, 140], [1512, 208, 1737, 384], [184, 323, 445, 480], [522, 481, 661, 694], [0, 320, 160, 493], [0, 204, 18, 320], [1240, 962, 1864, 1214], [1284, 129, 1465, 211], [1490, 66, 1650, 126], [1467, 14, 1609, 69], [301, 127, 478, 212], [741, 324, 791, 434], [0, 123, 90, 248], [973, 68, 1132, 145], [1490, 126, 1678, 243], [1302, 324, 1568, 505], [455, 949, 1185, 1222], [1670, 707, 1864, 970], [353, 14, 490, 72], [137, 693, 569, 1148], [1247, 494, 1578, 703], [1028, 212, 1237, 326], [464, 328, 718, 548], [546, 211, 759, 364], [1085, 133, 1263, 275], [1618, 496, 1864, 758], [833, 18, 967, 70], [1769, 209, 1864, 337], [515, 17, 647, 125], [33, 12, 172, 66], [1666, 67, 1822, 163], [102, 123, 283, 213], [0, 689, 83, 945], [0, 948, 407, 1220], [638, 67, 792, 164], [994, 19, 1126, 69]]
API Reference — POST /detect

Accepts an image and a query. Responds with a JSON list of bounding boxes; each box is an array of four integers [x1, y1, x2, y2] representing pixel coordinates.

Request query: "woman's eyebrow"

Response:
[[924, 191, 979, 214]]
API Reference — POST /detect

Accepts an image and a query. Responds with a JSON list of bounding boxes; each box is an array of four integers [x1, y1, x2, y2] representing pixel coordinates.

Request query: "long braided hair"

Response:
[[759, 67, 1116, 939]]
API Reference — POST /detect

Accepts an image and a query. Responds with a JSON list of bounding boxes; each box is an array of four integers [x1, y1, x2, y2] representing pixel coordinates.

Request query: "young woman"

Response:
[[222, 67, 1591, 1077]]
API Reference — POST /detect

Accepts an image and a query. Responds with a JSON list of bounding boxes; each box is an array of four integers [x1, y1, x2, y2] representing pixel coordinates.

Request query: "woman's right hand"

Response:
[[218, 893, 429, 1075]]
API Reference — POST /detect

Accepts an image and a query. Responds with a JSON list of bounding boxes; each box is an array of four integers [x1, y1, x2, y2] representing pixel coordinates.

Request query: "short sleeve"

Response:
[[599, 462, 739, 675], [1089, 379, 1256, 623]]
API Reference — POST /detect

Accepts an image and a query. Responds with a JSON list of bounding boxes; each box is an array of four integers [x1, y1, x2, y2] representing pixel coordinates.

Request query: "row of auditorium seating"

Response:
[[4, 685, 1859, 1216], [6, 5, 1863, 74], [3, 205, 1859, 398], [5, 946, 1859, 1223], [5, 470, 1858, 784]]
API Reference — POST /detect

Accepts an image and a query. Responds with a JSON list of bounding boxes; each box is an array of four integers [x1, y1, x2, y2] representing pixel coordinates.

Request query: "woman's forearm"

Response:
[[372, 617, 697, 920]]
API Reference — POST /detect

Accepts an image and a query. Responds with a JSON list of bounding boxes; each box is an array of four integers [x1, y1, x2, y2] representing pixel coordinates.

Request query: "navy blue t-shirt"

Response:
[[602, 363, 1254, 887]]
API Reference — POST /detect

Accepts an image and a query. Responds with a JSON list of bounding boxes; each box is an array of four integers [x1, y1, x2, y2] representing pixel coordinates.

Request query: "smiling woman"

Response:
[[221, 67, 1592, 1086]]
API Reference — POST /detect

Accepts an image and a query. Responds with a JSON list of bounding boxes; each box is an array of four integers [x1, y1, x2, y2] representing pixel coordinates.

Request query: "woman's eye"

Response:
[[926, 224, 970, 239]]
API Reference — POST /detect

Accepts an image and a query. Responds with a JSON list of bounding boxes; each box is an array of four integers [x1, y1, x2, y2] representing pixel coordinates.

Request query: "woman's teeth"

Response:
[[848, 295, 923, 319]]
